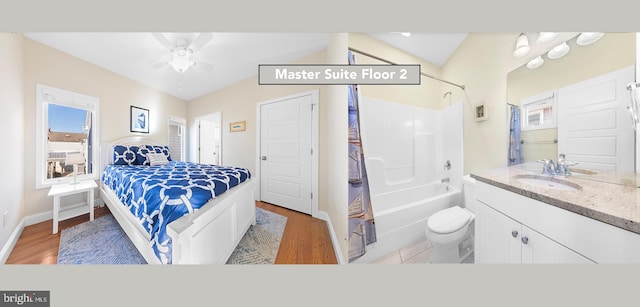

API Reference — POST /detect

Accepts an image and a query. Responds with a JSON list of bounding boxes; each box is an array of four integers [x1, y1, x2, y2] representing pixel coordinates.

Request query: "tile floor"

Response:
[[374, 238, 474, 264]]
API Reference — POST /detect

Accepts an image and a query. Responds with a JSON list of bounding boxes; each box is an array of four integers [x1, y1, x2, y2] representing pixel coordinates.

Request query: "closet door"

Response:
[[259, 93, 313, 214]]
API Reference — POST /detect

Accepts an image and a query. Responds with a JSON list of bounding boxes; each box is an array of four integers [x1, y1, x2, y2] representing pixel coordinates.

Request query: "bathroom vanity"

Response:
[[471, 164, 640, 263]]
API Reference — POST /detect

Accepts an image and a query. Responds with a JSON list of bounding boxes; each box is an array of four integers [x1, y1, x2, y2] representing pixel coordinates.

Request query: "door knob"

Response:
[[521, 236, 529, 245], [511, 230, 518, 238], [261, 156, 267, 160]]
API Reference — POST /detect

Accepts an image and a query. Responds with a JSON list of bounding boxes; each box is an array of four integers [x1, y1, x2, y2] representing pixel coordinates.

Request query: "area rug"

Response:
[[226, 207, 287, 264], [57, 214, 146, 264], [57, 208, 287, 265]]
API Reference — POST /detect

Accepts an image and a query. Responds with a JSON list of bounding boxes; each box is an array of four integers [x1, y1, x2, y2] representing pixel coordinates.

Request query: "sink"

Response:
[[514, 174, 582, 191]]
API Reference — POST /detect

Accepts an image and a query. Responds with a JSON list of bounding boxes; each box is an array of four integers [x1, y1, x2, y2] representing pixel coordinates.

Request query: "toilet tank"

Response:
[[461, 175, 476, 212]]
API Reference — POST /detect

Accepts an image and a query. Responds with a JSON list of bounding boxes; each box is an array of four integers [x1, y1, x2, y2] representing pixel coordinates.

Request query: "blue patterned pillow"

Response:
[[134, 146, 152, 165], [145, 145, 172, 161], [113, 145, 139, 165]]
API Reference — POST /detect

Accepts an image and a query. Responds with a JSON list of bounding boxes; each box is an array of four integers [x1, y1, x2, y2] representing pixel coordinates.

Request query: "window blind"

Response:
[[168, 124, 183, 161]]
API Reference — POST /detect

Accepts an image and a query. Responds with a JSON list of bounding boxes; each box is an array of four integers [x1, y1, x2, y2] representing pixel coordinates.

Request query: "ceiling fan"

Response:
[[152, 33, 215, 73]]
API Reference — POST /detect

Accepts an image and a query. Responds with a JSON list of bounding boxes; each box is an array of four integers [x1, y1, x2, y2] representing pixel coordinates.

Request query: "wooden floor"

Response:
[[257, 202, 337, 264], [5, 201, 337, 265]]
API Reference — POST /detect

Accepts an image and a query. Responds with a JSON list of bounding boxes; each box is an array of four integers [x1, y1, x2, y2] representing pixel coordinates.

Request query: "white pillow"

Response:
[[147, 153, 169, 166]]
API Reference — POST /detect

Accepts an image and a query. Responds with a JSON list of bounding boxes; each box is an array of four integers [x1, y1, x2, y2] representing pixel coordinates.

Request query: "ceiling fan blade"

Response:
[[152, 61, 169, 69], [189, 33, 213, 52], [194, 61, 214, 72], [151, 33, 174, 49]]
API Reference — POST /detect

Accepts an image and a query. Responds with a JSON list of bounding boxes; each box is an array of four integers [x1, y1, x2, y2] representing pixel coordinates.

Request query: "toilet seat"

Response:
[[427, 206, 472, 234]]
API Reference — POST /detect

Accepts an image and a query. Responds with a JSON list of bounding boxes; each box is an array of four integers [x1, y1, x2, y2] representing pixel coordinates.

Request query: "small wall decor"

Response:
[[230, 121, 246, 132], [474, 101, 488, 122], [130, 106, 149, 133]]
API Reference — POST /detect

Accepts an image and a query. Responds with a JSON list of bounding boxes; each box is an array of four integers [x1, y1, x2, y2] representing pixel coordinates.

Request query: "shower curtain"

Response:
[[348, 50, 377, 262], [508, 105, 524, 166]]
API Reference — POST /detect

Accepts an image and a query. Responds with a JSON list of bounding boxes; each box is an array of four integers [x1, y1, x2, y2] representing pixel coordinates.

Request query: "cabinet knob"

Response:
[[521, 236, 529, 245], [511, 230, 518, 238]]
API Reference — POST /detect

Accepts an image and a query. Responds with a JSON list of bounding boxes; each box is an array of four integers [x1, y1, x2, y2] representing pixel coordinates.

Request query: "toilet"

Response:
[[425, 175, 476, 263]]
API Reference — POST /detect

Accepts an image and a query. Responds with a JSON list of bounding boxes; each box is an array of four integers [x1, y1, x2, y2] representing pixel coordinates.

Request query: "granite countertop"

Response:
[[471, 164, 640, 235]]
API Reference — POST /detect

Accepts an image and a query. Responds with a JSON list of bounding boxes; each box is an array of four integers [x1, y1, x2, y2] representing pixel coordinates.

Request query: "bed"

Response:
[[99, 137, 256, 264]]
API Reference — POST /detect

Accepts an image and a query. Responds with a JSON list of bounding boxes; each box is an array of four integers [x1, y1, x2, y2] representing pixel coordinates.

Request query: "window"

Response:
[[36, 84, 99, 188], [168, 116, 186, 162], [521, 91, 557, 131]]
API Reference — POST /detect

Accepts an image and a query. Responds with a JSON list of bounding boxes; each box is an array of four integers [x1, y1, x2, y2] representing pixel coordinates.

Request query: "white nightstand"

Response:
[[47, 180, 98, 234]]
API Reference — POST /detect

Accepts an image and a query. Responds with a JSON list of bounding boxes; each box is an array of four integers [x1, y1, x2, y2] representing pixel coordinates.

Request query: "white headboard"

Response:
[[100, 136, 165, 173]]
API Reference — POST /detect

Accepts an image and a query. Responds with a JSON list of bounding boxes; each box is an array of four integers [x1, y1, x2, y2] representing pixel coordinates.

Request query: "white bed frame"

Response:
[[99, 137, 256, 264]]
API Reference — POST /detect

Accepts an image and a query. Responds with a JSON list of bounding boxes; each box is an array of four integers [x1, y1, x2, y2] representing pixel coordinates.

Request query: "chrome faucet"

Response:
[[537, 159, 557, 176], [444, 160, 451, 170], [555, 153, 578, 177], [538, 154, 578, 177]]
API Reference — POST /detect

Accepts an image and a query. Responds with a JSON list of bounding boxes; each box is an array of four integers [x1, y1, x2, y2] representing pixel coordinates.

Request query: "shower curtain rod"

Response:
[[348, 47, 466, 90]]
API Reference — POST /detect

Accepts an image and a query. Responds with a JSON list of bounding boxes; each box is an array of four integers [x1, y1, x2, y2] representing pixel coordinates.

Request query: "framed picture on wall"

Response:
[[230, 121, 246, 132], [474, 101, 488, 122], [130, 106, 149, 133]]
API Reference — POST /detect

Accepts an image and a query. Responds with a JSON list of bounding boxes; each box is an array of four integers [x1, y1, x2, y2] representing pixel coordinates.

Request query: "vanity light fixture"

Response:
[[526, 55, 544, 69], [547, 42, 570, 59], [400, 32, 411, 37], [513, 33, 531, 58], [537, 32, 558, 44], [576, 32, 605, 46]]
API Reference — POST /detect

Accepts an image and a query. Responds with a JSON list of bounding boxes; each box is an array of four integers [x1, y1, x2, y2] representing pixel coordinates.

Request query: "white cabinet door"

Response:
[[477, 202, 594, 264], [476, 202, 522, 263], [520, 225, 595, 264]]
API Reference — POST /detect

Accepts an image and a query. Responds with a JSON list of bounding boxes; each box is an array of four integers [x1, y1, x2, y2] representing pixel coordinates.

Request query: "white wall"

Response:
[[0, 33, 24, 255], [442, 33, 537, 174], [22, 37, 188, 217], [324, 33, 349, 262]]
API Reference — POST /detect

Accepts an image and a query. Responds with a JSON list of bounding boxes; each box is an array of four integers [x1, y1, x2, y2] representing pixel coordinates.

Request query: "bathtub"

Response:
[[353, 181, 461, 263]]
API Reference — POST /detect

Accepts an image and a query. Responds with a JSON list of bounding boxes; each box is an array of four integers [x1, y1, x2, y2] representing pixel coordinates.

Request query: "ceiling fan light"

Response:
[[547, 42, 570, 59], [537, 32, 558, 44], [513, 33, 530, 58], [169, 47, 195, 73], [576, 32, 605, 46], [526, 56, 544, 69]]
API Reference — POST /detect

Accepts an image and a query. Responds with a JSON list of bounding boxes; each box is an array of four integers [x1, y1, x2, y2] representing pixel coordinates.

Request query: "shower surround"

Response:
[[353, 97, 463, 263]]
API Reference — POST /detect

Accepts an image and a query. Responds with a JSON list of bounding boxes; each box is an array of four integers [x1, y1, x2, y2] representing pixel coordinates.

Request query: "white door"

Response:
[[259, 94, 313, 214], [558, 66, 635, 172], [198, 118, 220, 165]]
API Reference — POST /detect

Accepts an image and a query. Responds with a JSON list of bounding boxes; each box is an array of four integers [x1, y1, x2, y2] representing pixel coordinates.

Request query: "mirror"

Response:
[[507, 32, 637, 185]]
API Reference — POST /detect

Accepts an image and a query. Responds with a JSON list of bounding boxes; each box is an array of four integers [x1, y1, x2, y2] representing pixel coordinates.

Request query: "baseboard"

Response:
[[316, 210, 346, 264], [24, 198, 101, 226], [0, 198, 101, 264], [0, 219, 25, 264]]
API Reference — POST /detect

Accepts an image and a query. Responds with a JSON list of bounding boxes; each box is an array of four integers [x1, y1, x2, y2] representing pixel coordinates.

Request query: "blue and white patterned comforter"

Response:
[[101, 161, 251, 264]]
